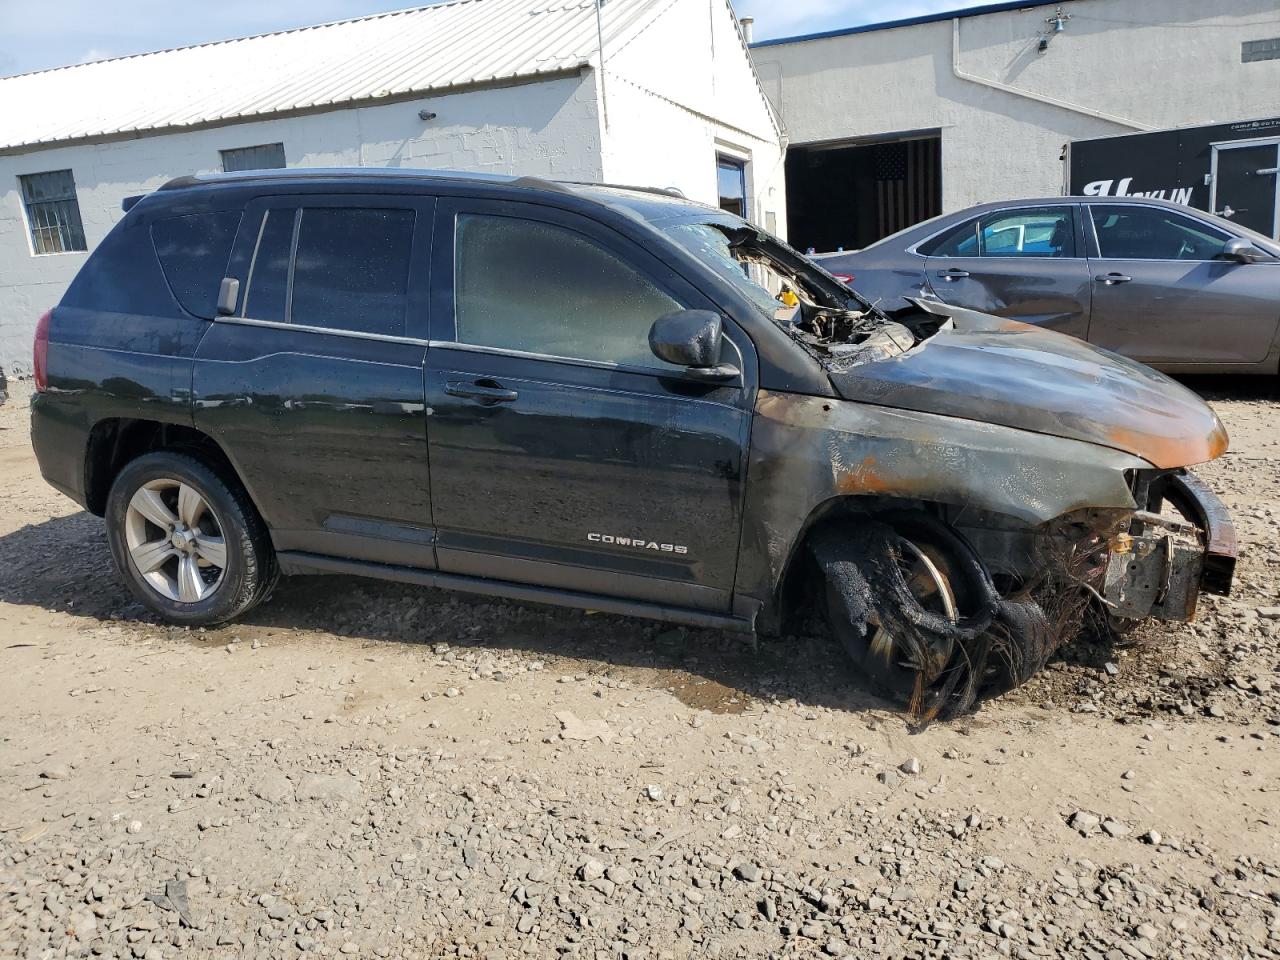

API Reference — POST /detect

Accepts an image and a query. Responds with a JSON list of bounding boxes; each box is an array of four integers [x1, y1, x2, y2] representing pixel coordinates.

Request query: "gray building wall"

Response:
[[752, 0, 1280, 211]]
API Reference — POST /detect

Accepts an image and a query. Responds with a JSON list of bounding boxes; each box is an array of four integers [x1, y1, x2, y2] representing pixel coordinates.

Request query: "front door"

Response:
[[921, 203, 1092, 339], [424, 198, 754, 612], [1212, 139, 1280, 239], [1085, 202, 1280, 367], [193, 193, 437, 567]]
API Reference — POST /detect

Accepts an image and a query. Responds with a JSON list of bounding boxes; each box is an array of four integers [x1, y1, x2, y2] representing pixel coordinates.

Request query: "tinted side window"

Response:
[[151, 211, 242, 318], [1090, 206, 1230, 260], [454, 214, 682, 369], [243, 209, 295, 322], [923, 207, 1074, 258], [976, 207, 1074, 258], [291, 208, 415, 336]]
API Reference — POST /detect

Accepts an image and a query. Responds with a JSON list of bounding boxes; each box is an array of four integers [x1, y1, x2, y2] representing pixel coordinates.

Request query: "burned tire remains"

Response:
[[812, 512, 1060, 727]]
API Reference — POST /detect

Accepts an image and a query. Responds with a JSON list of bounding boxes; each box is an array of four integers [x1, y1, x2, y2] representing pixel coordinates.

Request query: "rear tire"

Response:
[[105, 451, 276, 626]]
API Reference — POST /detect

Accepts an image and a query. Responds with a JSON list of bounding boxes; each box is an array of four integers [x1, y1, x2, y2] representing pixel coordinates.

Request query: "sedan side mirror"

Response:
[[649, 309, 740, 382], [1221, 238, 1269, 264]]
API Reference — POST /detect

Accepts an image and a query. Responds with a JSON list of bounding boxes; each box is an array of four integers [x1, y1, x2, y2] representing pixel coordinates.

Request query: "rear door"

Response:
[[920, 203, 1091, 338], [193, 193, 437, 567], [423, 197, 755, 613], [1085, 203, 1280, 366]]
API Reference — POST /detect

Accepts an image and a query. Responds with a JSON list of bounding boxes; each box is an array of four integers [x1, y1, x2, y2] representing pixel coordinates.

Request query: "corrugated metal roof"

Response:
[[0, 0, 665, 152]]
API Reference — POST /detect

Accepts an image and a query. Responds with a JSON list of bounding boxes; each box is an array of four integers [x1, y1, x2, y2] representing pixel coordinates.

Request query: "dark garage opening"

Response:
[[785, 133, 941, 254]]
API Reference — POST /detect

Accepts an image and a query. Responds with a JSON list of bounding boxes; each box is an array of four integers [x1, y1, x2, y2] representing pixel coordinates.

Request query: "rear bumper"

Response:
[[30, 392, 91, 511], [1103, 470, 1236, 621]]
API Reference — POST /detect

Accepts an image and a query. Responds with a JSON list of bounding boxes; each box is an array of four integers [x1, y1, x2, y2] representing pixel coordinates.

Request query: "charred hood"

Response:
[[826, 302, 1228, 469]]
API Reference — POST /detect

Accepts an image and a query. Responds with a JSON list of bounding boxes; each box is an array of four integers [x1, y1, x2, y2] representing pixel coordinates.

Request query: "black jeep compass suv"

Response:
[[30, 169, 1236, 719]]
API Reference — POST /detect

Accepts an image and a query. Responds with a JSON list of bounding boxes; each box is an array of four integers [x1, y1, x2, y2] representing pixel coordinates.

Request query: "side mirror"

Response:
[[648, 310, 740, 382], [1221, 238, 1268, 264]]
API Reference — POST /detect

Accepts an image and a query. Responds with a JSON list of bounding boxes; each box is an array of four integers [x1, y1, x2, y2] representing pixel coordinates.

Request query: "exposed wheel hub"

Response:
[[170, 525, 197, 552]]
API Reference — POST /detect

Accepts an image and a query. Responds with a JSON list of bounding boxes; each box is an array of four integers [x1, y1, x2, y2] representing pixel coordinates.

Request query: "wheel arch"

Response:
[[83, 418, 254, 521], [758, 493, 955, 636]]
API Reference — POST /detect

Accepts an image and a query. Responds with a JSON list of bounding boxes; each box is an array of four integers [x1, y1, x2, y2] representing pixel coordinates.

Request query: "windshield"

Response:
[[663, 223, 785, 316], [660, 218, 948, 368]]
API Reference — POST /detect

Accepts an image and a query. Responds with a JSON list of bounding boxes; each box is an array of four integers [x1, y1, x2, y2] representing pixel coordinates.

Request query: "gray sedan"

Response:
[[815, 197, 1280, 374]]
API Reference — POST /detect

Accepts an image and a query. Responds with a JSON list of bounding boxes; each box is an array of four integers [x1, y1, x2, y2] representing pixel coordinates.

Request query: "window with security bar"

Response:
[[19, 169, 87, 255]]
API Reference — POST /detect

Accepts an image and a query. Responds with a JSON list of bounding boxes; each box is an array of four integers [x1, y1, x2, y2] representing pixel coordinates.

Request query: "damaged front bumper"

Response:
[[1103, 471, 1237, 621]]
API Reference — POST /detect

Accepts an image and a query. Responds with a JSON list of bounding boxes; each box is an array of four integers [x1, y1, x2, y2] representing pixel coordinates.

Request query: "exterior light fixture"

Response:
[[1038, 5, 1071, 53]]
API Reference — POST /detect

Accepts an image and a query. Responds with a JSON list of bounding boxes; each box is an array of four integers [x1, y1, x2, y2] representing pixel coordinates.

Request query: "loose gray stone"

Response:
[[1069, 811, 1100, 834], [295, 774, 361, 803], [253, 772, 293, 804]]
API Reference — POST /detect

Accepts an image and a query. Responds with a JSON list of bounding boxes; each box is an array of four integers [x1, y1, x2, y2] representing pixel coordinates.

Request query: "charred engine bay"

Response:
[[782, 303, 948, 369]]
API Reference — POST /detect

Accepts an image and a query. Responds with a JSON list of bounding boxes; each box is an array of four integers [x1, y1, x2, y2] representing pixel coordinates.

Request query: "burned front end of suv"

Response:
[[715, 231, 1236, 723]]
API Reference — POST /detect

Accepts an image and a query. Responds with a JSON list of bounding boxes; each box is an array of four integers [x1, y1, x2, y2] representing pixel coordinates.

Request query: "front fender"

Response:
[[735, 390, 1150, 609]]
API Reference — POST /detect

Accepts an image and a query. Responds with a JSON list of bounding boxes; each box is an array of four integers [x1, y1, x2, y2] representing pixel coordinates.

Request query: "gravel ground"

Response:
[[1, 377, 1278, 960]]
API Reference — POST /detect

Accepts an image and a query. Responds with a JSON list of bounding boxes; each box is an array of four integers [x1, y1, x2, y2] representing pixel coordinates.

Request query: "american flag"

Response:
[[875, 139, 940, 238]]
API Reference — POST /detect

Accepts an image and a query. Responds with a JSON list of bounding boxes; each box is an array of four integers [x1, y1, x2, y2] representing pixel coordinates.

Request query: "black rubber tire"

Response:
[[105, 451, 277, 626], [818, 513, 997, 709], [975, 599, 1055, 700]]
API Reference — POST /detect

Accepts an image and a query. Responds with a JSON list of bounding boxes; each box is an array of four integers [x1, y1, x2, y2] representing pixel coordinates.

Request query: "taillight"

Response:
[[833, 273, 854, 285], [33, 309, 51, 393]]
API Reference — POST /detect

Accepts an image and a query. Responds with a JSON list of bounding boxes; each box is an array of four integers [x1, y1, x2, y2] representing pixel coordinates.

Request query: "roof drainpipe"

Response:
[[739, 16, 754, 43], [596, 0, 609, 130]]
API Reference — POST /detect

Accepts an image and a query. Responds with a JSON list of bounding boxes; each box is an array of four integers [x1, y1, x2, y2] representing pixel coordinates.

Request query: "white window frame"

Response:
[[714, 142, 754, 222], [18, 169, 88, 257]]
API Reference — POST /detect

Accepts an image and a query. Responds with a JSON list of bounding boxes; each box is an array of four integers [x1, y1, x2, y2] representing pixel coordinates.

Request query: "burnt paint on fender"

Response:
[[735, 389, 1149, 611]]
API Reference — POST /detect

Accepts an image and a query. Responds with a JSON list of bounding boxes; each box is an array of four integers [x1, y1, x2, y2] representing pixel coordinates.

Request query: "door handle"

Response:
[[936, 269, 970, 280], [444, 379, 519, 404], [1095, 273, 1132, 285]]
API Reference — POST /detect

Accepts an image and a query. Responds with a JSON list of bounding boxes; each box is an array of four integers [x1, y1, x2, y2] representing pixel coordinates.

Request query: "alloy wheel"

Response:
[[123, 478, 227, 603]]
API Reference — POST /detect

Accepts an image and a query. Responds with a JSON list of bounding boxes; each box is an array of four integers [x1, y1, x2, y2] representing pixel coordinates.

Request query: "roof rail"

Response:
[[511, 176, 576, 195], [562, 180, 688, 199]]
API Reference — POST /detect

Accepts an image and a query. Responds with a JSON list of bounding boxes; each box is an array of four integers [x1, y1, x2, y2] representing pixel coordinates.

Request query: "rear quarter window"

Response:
[[151, 211, 242, 318]]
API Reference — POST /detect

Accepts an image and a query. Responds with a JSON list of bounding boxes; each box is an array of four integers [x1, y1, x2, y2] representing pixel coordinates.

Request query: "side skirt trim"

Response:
[[276, 551, 756, 633]]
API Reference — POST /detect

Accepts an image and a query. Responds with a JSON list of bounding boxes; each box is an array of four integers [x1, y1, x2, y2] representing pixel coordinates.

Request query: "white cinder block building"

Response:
[[750, 0, 1280, 253], [0, 0, 784, 371]]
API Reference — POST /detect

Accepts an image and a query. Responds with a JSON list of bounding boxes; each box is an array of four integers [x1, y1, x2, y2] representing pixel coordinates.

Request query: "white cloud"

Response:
[[77, 48, 118, 65]]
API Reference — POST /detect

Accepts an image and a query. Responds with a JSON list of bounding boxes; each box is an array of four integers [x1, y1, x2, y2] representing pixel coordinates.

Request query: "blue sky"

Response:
[[0, 0, 992, 78]]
